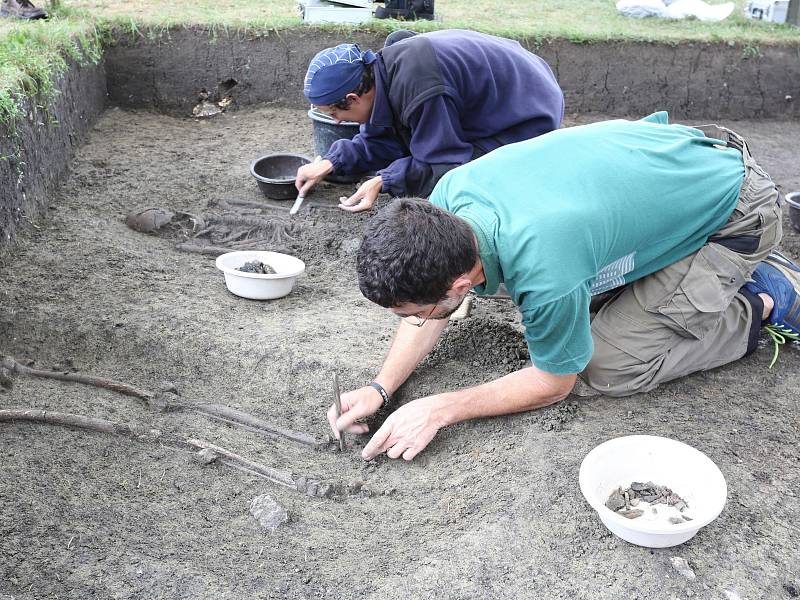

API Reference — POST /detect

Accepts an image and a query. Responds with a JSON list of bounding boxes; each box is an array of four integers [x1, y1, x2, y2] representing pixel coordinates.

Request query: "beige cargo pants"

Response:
[[581, 125, 782, 397]]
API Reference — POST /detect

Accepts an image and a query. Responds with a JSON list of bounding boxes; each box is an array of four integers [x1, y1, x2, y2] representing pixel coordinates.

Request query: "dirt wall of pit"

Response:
[[0, 61, 106, 257], [104, 29, 800, 120], [2, 27, 799, 257]]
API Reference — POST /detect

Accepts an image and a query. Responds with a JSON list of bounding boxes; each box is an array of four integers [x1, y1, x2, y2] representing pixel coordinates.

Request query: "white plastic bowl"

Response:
[[215, 251, 305, 300], [579, 435, 727, 548]]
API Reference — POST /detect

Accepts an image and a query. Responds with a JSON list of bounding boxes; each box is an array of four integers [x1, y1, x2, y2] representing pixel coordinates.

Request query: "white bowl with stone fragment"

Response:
[[579, 435, 727, 548], [215, 251, 305, 300]]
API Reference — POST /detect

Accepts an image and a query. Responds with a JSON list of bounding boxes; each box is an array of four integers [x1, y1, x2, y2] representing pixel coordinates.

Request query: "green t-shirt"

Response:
[[429, 112, 745, 374]]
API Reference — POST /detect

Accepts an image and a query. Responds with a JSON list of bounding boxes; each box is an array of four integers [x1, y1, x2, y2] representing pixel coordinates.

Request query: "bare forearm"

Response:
[[360, 366, 578, 461], [434, 367, 577, 426], [376, 319, 449, 394]]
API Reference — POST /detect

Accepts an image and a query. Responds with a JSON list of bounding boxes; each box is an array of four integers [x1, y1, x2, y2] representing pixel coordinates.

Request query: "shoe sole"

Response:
[[768, 250, 800, 272]]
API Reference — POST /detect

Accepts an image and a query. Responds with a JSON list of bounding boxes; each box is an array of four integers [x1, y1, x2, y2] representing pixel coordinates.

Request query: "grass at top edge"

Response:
[[96, 16, 800, 46], [1, 2, 798, 129], [0, 15, 107, 132]]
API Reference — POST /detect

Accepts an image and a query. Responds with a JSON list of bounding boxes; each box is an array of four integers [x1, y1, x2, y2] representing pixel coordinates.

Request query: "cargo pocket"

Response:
[[647, 247, 740, 341]]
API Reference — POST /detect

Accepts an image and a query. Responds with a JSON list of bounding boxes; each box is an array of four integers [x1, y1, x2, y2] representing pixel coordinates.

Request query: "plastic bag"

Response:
[[616, 0, 735, 21]]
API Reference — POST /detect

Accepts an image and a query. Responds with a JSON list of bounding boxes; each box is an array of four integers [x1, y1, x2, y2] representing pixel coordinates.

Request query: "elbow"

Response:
[[541, 374, 577, 406]]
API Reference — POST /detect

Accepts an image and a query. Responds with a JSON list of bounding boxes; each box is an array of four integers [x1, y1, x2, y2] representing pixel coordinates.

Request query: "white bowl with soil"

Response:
[[216, 251, 305, 300], [579, 435, 727, 548]]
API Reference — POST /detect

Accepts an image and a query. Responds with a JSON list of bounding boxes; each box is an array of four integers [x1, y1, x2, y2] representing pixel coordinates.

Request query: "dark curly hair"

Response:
[[331, 63, 375, 110], [357, 198, 478, 308]]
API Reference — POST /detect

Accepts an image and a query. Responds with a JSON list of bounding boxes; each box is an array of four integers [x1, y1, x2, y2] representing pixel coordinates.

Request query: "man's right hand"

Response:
[[295, 159, 334, 197], [327, 385, 385, 440]]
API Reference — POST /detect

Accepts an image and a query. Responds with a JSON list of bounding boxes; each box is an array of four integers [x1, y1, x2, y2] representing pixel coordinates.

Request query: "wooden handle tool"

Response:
[[332, 372, 345, 452]]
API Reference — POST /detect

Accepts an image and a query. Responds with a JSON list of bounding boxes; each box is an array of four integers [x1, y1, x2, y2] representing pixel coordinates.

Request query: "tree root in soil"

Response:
[[1, 356, 328, 449], [0, 409, 340, 494]]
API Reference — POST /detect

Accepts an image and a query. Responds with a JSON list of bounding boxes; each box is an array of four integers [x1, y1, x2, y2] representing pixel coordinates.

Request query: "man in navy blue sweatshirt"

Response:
[[295, 29, 564, 212]]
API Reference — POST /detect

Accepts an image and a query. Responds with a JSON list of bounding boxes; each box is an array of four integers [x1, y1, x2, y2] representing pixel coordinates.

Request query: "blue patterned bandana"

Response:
[[304, 43, 377, 105]]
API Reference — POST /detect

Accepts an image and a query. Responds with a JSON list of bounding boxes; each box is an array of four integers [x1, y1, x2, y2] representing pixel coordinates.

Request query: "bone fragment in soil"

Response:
[[1, 356, 154, 400], [1, 356, 326, 448], [175, 243, 236, 256], [0, 409, 331, 493]]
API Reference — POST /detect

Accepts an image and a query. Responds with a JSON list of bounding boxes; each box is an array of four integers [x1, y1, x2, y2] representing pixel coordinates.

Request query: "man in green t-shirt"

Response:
[[327, 113, 797, 462]]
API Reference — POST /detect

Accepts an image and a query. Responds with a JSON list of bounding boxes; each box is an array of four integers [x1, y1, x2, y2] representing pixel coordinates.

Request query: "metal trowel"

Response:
[[289, 192, 306, 216], [289, 155, 322, 216], [332, 372, 345, 452]]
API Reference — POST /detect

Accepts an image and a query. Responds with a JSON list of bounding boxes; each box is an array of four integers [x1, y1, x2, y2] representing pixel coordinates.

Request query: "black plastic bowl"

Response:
[[787, 192, 800, 234], [250, 153, 312, 200]]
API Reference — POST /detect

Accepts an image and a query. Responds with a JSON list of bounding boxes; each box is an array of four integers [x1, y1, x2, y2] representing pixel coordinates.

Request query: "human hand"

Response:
[[338, 176, 383, 213], [362, 396, 444, 461], [327, 385, 384, 440], [295, 159, 334, 197]]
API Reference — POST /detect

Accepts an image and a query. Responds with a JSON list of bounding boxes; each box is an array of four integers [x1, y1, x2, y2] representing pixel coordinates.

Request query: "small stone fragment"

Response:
[[682, 515, 693, 522], [0, 369, 12, 391], [670, 556, 696, 580], [250, 494, 289, 532], [192, 99, 223, 118], [194, 448, 219, 465], [158, 381, 181, 395], [669, 517, 684, 524], [606, 488, 626, 512], [618, 509, 644, 519], [315, 483, 334, 498], [294, 476, 307, 493], [305, 480, 319, 498], [237, 260, 276, 275]]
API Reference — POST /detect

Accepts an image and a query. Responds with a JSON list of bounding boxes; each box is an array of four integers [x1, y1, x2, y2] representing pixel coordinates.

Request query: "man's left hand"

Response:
[[362, 396, 446, 461], [338, 175, 383, 213]]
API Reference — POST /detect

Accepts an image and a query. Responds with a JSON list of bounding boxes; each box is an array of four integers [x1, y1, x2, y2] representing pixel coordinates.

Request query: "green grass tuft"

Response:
[[0, 0, 798, 132], [0, 9, 104, 131]]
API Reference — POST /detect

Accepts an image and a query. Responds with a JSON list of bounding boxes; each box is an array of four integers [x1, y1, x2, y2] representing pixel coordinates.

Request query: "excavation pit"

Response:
[[1, 27, 800, 597]]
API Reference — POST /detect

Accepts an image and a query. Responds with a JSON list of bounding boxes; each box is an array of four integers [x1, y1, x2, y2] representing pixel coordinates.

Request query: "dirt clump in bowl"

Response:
[[237, 260, 276, 275]]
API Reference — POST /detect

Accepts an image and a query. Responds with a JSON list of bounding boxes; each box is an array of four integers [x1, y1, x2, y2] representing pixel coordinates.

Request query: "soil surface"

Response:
[[1, 106, 799, 600]]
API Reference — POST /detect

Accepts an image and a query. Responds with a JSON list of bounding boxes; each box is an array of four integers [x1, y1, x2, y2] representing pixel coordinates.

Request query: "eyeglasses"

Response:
[[403, 303, 437, 328]]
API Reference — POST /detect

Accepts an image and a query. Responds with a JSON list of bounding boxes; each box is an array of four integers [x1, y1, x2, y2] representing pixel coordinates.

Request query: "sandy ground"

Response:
[[1, 106, 799, 600]]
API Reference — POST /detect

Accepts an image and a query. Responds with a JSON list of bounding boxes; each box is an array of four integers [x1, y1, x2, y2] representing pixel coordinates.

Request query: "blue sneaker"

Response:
[[744, 251, 800, 368]]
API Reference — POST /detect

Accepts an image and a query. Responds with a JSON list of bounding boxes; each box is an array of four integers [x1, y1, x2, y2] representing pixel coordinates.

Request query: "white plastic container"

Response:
[[300, 0, 373, 23], [579, 435, 727, 548], [215, 251, 305, 300], [745, 0, 789, 23]]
